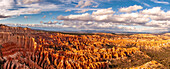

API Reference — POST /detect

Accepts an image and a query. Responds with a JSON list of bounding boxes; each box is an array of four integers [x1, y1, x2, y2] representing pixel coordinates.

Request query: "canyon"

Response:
[[0, 24, 169, 69]]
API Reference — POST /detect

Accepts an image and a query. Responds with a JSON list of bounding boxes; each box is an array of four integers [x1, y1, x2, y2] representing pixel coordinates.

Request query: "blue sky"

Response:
[[0, 0, 170, 33]]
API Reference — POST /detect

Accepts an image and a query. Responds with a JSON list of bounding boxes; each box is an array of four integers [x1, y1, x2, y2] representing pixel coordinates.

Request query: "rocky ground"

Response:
[[0, 24, 169, 69]]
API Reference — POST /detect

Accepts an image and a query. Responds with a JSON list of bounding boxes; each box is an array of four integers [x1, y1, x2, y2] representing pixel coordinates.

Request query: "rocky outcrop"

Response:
[[0, 33, 141, 69], [0, 24, 169, 69]]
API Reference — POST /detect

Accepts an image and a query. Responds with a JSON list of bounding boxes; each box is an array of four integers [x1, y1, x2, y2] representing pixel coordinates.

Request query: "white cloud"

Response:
[[117, 26, 136, 30], [92, 8, 115, 15], [0, 0, 61, 19], [0, 0, 109, 20], [76, 0, 85, 8], [27, 9, 41, 14], [133, 27, 168, 33], [119, 5, 143, 13], [82, 0, 92, 8], [75, 0, 98, 8], [57, 13, 92, 21], [2, 19, 168, 33], [141, 7, 170, 21], [21, 3, 60, 11], [141, 7, 165, 15], [151, 0, 169, 4], [146, 20, 170, 28], [61, 21, 118, 30], [0, 0, 169, 33], [112, 13, 150, 24], [149, 15, 170, 21], [17, 0, 41, 5], [58, 10, 150, 24], [57, 5, 170, 33], [0, 8, 41, 16], [0, 0, 14, 9]]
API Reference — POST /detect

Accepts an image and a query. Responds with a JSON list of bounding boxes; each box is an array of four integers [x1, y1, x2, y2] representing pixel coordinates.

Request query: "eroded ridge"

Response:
[[0, 25, 169, 69], [0, 35, 140, 69]]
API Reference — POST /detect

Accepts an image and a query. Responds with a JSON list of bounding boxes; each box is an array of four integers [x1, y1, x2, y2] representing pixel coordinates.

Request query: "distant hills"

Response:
[[1, 24, 169, 34]]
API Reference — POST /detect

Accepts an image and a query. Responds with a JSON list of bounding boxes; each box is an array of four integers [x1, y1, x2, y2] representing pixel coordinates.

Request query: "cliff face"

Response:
[[0, 24, 34, 45], [0, 24, 33, 32], [0, 24, 169, 69]]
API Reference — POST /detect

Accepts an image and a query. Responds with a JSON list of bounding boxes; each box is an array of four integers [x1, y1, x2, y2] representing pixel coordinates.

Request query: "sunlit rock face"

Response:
[[0, 24, 169, 69]]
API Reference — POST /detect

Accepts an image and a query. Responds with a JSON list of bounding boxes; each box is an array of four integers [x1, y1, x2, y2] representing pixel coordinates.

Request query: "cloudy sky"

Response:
[[0, 0, 170, 33]]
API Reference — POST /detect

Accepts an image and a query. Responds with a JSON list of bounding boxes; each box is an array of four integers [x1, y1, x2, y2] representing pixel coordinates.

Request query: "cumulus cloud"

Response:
[[75, 0, 84, 8], [81, 0, 93, 8], [151, 0, 169, 4], [57, 5, 170, 33], [0, 0, 62, 20], [146, 20, 170, 28], [141, 7, 170, 21], [113, 13, 150, 24], [58, 6, 170, 26], [58, 9, 149, 24], [61, 21, 118, 30], [141, 7, 164, 15], [0, 0, 14, 9], [75, 0, 98, 8], [47, 21, 169, 33], [119, 5, 143, 13], [0, 0, 169, 33], [2, 20, 168, 33], [92, 8, 115, 15], [149, 15, 170, 21], [58, 8, 116, 21], [0, 0, 110, 21], [57, 13, 92, 21]]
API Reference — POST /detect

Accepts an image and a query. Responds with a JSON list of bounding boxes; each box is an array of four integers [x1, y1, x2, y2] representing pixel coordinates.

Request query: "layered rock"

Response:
[[0, 24, 169, 69]]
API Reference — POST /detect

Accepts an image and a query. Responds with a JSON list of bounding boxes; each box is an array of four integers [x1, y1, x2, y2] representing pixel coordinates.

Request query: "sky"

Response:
[[0, 0, 170, 33]]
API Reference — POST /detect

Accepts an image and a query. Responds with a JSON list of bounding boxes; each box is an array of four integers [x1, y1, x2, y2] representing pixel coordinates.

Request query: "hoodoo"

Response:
[[0, 25, 169, 69]]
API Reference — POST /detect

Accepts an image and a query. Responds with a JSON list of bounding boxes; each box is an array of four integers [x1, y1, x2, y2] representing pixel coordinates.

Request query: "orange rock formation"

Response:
[[0, 24, 169, 69]]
